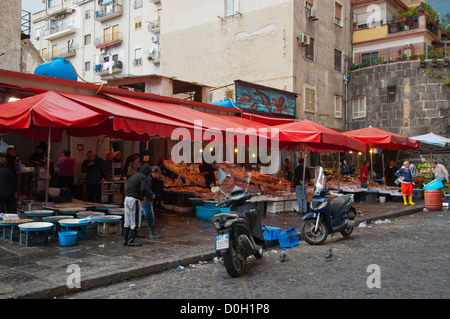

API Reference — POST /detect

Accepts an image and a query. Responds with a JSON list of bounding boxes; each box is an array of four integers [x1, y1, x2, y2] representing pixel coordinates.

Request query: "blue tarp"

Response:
[[410, 132, 450, 148]]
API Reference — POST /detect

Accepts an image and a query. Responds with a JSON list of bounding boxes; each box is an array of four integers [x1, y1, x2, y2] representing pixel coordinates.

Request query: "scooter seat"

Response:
[[330, 195, 351, 215]]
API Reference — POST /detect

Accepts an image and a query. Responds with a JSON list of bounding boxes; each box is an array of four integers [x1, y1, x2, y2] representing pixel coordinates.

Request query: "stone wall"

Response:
[[348, 59, 450, 167]]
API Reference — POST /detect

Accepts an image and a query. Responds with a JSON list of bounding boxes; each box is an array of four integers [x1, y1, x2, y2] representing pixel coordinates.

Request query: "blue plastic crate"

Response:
[[262, 226, 282, 241], [278, 227, 299, 248]]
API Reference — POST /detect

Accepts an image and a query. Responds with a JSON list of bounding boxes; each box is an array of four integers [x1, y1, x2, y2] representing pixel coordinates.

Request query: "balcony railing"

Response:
[[94, 60, 123, 76], [44, 47, 76, 61], [94, 32, 123, 48], [95, 3, 123, 22], [387, 15, 419, 34]]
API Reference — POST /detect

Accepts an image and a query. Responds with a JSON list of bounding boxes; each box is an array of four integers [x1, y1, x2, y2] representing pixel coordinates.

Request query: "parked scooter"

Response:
[[301, 166, 357, 245], [210, 173, 265, 277]]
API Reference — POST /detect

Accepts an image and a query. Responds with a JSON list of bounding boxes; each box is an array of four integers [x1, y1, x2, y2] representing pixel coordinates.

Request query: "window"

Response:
[[84, 34, 91, 45], [85, 61, 90, 72], [335, 96, 343, 118], [304, 87, 316, 113], [48, 0, 55, 8], [387, 86, 396, 103], [42, 48, 47, 59], [134, 0, 143, 9], [335, 1, 343, 26], [305, 37, 315, 61], [225, 0, 239, 16], [334, 49, 342, 72], [135, 16, 142, 30], [85, 10, 91, 20], [52, 44, 58, 58], [361, 52, 378, 66], [134, 47, 143, 66], [305, 0, 314, 15], [352, 96, 366, 119]]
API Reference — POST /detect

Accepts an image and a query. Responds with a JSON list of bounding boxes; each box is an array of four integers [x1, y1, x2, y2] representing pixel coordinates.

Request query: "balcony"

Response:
[[95, 32, 123, 49], [387, 15, 419, 34], [95, 60, 123, 76], [95, 2, 123, 22], [43, 47, 76, 61], [43, 23, 76, 41]]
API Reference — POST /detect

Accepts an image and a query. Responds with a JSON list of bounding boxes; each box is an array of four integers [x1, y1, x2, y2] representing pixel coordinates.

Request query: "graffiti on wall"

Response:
[[235, 81, 296, 117]]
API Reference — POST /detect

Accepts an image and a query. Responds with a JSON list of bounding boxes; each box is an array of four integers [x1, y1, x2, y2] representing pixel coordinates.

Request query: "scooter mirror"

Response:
[[246, 173, 252, 184], [326, 175, 332, 182], [211, 187, 220, 193]]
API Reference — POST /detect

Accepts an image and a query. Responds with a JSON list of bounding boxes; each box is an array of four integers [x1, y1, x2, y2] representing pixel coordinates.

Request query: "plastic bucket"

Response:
[[58, 231, 77, 246], [424, 190, 443, 211], [379, 196, 386, 203], [423, 179, 444, 190]]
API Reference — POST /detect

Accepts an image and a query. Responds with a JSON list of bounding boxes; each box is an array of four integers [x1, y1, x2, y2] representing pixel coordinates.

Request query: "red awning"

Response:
[[242, 112, 296, 126], [104, 93, 266, 131], [270, 120, 366, 152], [58, 92, 196, 139], [0, 91, 106, 129], [343, 126, 419, 150]]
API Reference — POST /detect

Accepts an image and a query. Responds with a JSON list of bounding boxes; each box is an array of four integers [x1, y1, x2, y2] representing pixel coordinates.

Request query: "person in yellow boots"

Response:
[[395, 161, 416, 205]]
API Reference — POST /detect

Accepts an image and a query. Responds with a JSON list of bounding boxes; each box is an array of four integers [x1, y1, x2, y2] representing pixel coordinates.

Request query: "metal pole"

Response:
[[45, 127, 51, 203], [337, 152, 341, 191]]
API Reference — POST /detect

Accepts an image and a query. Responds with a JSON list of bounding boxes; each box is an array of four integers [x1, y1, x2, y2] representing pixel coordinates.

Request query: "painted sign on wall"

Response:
[[235, 80, 296, 117]]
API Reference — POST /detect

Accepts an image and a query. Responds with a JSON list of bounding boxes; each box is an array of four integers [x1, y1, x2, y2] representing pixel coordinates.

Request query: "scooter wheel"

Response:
[[223, 243, 245, 277], [302, 219, 328, 245]]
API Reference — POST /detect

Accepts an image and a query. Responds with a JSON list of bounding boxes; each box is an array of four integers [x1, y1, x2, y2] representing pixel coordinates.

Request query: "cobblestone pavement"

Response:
[[64, 209, 449, 300]]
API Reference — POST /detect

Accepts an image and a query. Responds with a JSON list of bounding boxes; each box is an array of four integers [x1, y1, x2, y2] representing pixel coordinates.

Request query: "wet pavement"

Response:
[[0, 198, 436, 299]]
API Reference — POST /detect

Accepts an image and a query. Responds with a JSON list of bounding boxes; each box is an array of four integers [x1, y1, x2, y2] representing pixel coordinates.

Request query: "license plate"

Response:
[[216, 234, 229, 251]]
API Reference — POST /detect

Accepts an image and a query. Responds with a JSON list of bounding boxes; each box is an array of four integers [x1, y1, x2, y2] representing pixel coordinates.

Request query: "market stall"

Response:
[[343, 126, 420, 202]]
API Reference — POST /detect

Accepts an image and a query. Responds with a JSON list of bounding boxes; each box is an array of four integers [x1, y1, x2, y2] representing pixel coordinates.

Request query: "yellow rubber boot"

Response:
[[403, 195, 408, 206], [408, 195, 415, 206]]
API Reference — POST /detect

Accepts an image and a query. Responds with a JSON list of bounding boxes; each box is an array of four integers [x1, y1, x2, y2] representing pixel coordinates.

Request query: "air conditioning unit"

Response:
[[151, 35, 160, 43], [100, 48, 106, 55], [308, 8, 319, 21], [297, 33, 310, 46]]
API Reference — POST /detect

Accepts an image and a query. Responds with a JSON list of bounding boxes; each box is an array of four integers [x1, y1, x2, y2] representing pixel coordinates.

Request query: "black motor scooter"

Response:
[[302, 166, 357, 245], [210, 174, 265, 277]]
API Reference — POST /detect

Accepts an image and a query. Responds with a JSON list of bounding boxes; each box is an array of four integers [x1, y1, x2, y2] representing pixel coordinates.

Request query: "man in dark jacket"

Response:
[[0, 157, 17, 213], [292, 158, 312, 213], [123, 164, 151, 246], [81, 151, 108, 203]]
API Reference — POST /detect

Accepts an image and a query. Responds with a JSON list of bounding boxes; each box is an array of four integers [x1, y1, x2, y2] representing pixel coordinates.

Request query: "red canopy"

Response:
[[0, 91, 106, 129], [58, 92, 196, 140], [270, 120, 366, 152], [342, 126, 419, 150], [104, 93, 266, 133]]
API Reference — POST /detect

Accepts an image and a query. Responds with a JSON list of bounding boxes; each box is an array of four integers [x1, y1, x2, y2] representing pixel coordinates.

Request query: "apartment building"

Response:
[[159, 0, 352, 128], [352, 0, 442, 66], [32, 0, 161, 82]]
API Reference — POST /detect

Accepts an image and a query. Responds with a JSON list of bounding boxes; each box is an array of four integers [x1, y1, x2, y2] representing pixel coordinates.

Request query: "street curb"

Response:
[[14, 251, 217, 299], [11, 205, 426, 299], [354, 205, 425, 226]]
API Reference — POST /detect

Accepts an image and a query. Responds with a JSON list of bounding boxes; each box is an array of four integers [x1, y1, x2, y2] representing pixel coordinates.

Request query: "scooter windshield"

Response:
[[314, 166, 326, 195]]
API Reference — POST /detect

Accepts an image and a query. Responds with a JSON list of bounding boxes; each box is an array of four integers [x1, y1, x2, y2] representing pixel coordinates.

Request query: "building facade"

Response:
[[32, 0, 161, 82], [160, 0, 352, 129]]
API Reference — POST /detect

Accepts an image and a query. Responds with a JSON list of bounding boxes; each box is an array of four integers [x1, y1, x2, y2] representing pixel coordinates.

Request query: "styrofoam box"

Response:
[[266, 201, 285, 214]]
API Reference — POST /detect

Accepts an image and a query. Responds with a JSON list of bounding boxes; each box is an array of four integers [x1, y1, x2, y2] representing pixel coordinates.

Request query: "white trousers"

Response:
[[124, 196, 141, 230]]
